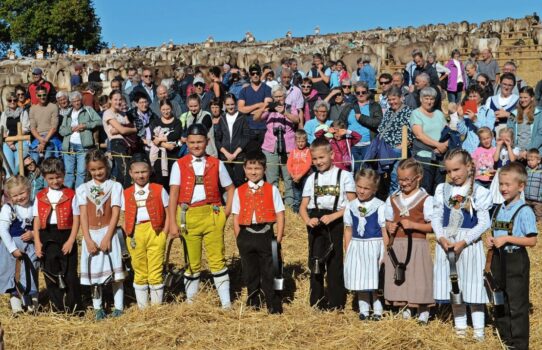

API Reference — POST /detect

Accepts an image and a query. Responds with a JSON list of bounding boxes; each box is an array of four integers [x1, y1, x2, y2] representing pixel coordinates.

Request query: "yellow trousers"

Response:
[[126, 221, 167, 285], [177, 205, 226, 277]]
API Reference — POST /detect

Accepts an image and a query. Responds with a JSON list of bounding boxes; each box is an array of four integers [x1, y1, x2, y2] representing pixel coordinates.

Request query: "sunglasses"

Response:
[[342, 85, 351, 88], [194, 83, 205, 87], [7, 99, 16, 103], [379, 80, 391, 85], [16, 93, 25, 96], [37, 94, 47, 97], [250, 71, 260, 76], [355, 91, 368, 96], [476, 80, 487, 85], [301, 85, 312, 88], [143, 75, 152, 78]]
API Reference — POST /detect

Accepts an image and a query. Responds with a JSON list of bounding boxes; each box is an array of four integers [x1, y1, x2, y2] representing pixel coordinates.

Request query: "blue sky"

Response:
[[93, 0, 541, 47]]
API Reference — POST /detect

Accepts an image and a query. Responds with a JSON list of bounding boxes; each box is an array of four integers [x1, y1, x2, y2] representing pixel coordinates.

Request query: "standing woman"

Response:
[[410, 87, 448, 195], [102, 90, 137, 188], [208, 66, 226, 104], [15, 85, 31, 111], [180, 94, 217, 157], [210, 97, 224, 126], [445, 49, 466, 103], [214, 94, 250, 186], [255, 85, 299, 207], [336, 60, 350, 85], [0, 92, 30, 176], [59, 91, 103, 189], [148, 99, 182, 190], [508, 86, 542, 158]]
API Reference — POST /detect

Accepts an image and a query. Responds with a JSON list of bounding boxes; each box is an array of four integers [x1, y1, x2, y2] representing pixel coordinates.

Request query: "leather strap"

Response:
[[163, 236, 191, 276]]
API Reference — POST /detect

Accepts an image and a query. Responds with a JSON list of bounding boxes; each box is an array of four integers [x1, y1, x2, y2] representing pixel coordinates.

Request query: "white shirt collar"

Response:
[[248, 180, 264, 190], [191, 155, 205, 163], [135, 183, 149, 192]]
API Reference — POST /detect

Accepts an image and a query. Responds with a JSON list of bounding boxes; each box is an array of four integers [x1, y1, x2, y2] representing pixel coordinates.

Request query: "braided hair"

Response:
[[444, 148, 475, 212]]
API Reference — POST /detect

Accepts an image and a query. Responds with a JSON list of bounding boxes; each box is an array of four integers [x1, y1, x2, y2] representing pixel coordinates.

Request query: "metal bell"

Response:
[[491, 290, 505, 306], [273, 277, 284, 291], [57, 275, 67, 290], [450, 291, 464, 305], [313, 259, 321, 275]]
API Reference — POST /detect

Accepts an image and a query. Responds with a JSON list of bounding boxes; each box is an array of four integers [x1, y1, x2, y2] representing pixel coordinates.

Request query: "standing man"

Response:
[[378, 73, 393, 114], [359, 56, 377, 96], [238, 64, 273, 149], [494, 61, 526, 96], [477, 48, 500, 86], [122, 67, 138, 101], [412, 52, 439, 88], [28, 68, 57, 105], [130, 68, 157, 104], [281, 68, 304, 116], [29, 86, 60, 162], [307, 53, 331, 98], [151, 85, 184, 118]]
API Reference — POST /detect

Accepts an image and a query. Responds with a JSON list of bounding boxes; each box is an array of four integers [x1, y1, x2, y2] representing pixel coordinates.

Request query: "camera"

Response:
[[267, 101, 279, 112]]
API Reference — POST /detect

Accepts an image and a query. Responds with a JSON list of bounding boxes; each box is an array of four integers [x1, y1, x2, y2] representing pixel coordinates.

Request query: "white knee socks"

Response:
[[452, 304, 467, 336], [10, 296, 23, 314], [213, 273, 231, 309], [113, 281, 124, 311], [372, 296, 383, 316], [358, 292, 370, 316], [471, 304, 485, 340], [149, 284, 164, 305], [134, 283, 149, 309], [184, 277, 200, 303], [418, 305, 430, 323]]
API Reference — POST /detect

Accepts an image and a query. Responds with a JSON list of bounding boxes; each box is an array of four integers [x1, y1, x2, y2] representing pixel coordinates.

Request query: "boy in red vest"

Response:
[[33, 158, 81, 312], [232, 151, 285, 313], [123, 153, 169, 309], [168, 124, 234, 308]]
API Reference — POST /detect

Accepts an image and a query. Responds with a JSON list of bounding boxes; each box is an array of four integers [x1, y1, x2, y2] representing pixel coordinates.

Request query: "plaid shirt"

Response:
[[526, 166, 542, 201]]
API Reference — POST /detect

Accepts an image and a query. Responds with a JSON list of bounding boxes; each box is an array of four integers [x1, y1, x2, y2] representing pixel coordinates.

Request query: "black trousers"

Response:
[[307, 210, 346, 310], [110, 139, 132, 188], [40, 226, 81, 313], [224, 160, 246, 188], [415, 155, 445, 196], [236, 228, 282, 314], [491, 247, 530, 350], [247, 129, 266, 151]]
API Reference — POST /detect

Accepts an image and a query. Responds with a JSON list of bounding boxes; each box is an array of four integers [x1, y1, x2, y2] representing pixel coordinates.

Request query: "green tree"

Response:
[[0, 0, 106, 56], [0, 19, 11, 57]]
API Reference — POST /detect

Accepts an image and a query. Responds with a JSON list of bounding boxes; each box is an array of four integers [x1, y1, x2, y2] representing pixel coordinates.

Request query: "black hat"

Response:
[[129, 153, 150, 167], [249, 63, 261, 74], [186, 123, 208, 137]]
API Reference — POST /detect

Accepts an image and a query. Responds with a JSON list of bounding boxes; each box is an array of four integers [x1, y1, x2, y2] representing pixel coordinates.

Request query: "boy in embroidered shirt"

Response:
[[33, 158, 81, 313], [123, 153, 169, 309], [287, 129, 312, 213], [232, 151, 285, 314], [487, 162, 537, 349], [525, 148, 542, 220], [299, 137, 356, 310], [168, 123, 234, 309]]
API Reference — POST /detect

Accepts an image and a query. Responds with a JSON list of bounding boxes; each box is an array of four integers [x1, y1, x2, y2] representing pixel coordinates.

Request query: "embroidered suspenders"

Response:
[[313, 169, 343, 212]]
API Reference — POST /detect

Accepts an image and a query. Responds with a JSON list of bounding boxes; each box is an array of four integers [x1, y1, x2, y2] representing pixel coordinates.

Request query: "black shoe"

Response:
[[359, 313, 369, 321], [371, 314, 382, 321]]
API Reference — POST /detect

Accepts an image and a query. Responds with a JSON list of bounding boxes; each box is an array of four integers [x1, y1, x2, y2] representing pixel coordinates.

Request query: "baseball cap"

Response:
[[32, 67, 43, 75], [193, 77, 205, 85]]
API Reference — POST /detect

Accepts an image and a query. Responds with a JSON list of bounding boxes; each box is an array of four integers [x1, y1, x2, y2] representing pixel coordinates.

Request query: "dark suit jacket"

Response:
[[129, 83, 157, 104], [214, 113, 250, 158]]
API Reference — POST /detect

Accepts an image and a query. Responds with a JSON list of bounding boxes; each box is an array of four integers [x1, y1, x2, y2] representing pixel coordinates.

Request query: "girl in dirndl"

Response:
[[77, 150, 126, 320], [432, 149, 491, 341], [383, 158, 434, 324], [0, 176, 39, 314], [344, 168, 386, 321]]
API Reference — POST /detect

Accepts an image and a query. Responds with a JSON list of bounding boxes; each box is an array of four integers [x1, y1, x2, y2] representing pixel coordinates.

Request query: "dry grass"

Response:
[[1, 209, 540, 349]]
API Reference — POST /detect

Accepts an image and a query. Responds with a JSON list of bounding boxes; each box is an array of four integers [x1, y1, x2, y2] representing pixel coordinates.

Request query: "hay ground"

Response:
[[1, 210, 541, 350]]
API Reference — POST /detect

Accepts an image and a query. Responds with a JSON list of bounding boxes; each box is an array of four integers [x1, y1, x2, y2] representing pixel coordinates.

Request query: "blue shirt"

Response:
[[239, 84, 272, 130], [493, 199, 537, 250], [347, 107, 371, 146], [304, 119, 332, 144], [359, 65, 376, 90], [457, 105, 496, 154], [330, 72, 340, 88]]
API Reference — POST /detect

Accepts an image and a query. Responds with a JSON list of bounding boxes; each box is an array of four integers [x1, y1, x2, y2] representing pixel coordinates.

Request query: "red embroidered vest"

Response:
[[124, 183, 166, 236], [37, 188, 75, 230], [176, 155, 222, 207], [237, 182, 277, 225]]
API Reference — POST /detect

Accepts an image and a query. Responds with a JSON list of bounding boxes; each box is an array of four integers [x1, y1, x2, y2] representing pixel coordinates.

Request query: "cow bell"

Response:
[[273, 277, 284, 291], [57, 274, 67, 290], [450, 291, 463, 305], [313, 259, 321, 275], [490, 290, 505, 306]]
